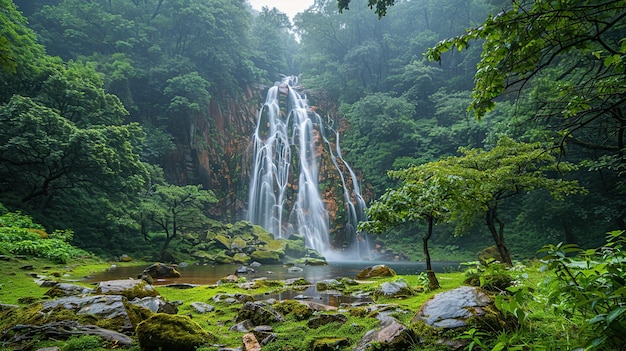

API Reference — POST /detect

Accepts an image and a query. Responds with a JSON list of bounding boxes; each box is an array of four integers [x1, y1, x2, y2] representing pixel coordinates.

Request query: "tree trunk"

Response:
[[486, 207, 512, 265], [423, 216, 440, 290]]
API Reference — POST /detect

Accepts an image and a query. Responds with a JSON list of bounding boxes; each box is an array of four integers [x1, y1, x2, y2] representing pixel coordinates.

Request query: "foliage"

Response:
[[538, 231, 626, 350], [0, 211, 89, 263], [61, 335, 103, 351], [139, 184, 217, 261]]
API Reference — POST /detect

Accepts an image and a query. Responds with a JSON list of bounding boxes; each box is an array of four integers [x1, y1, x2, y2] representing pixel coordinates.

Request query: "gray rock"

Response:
[[96, 279, 157, 298], [378, 280, 415, 297], [230, 319, 254, 332], [412, 286, 492, 328], [190, 302, 215, 314], [44, 283, 93, 297], [354, 316, 416, 351]]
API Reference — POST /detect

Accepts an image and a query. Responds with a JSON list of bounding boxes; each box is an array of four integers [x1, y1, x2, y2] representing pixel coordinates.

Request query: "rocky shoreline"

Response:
[[0, 262, 509, 351]]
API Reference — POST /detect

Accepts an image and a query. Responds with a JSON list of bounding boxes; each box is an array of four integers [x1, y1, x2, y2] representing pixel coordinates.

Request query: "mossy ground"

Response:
[[0, 256, 590, 351]]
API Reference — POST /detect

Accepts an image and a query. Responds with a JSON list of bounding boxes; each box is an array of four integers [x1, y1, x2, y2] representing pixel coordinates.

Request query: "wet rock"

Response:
[[190, 302, 214, 314], [250, 261, 262, 267], [355, 265, 396, 280], [287, 266, 303, 273], [242, 332, 261, 351], [236, 266, 255, 274], [219, 274, 240, 284], [235, 301, 285, 326], [376, 280, 416, 298], [119, 254, 132, 262], [412, 286, 492, 328], [96, 279, 158, 299], [354, 316, 416, 351], [139, 263, 181, 279], [44, 283, 93, 298], [136, 313, 216, 351], [230, 319, 254, 332], [130, 296, 175, 314], [307, 314, 348, 329], [304, 258, 328, 266]]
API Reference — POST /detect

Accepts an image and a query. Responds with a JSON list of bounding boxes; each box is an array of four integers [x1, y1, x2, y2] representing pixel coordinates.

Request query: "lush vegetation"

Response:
[[0, 212, 624, 350], [2, 0, 621, 261]]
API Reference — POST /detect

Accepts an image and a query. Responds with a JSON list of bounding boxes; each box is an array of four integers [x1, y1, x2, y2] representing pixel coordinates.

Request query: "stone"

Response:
[[307, 314, 348, 329], [136, 313, 216, 351], [44, 283, 93, 298], [95, 279, 158, 299], [354, 316, 416, 351], [119, 254, 132, 262], [230, 319, 254, 332], [478, 245, 503, 265], [190, 302, 214, 314], [355, 265, 396, 280], [304, 258, 328, 266], [236, 266, 255, 274], [377, 280, 416, 298], [316, 279, 343, 291], [250, 250, 282, 264], [242, 332, 261, 351], [231, 237, 248, 250], [287, 266, 303, 273], [412, 286, 492, 328], [139, 263, 181, 279], [235, 301, 285, 326]]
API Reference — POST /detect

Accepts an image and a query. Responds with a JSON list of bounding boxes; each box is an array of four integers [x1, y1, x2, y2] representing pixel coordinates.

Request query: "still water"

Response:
[[86, 261, 462, 286]]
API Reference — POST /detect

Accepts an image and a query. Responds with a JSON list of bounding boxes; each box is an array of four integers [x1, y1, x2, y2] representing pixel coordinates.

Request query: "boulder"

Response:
[[354, 316, 416, 351], [139, 263, 181, 279], [190, 302, 214, 314], [235, 302, 285, 326], [412, 286, 492, 328], [376, 280, 416, 298], [242, 332, 262, 351], [136, 313, 216, 351], [96, 279, 158, 299], [250, 250, 282, 264], [355, 265, 396, 280]]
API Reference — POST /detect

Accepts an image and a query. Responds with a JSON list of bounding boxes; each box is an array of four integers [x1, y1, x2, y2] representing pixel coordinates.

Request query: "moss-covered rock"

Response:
[[231, 237, 248, 251], [213, 251, 234, 264], [478, 246, 503, 265], [355, 265, 397, 280], [265, 239, 287, 253], [251, 225, 274, 244], [214, 235, 232, 250], [232, 252, 251, 264], [96, 280, 158, 300], [136, 313, 215, 351], [310, 337, 350, 351], [274, 300, 314, 321], [250, 250, 282, 264], [285, 238, 306, 257]]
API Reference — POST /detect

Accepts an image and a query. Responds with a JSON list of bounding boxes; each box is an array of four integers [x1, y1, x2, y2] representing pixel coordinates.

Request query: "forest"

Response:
[[1, 0, 625, 350], [1, 0, 622, 262]]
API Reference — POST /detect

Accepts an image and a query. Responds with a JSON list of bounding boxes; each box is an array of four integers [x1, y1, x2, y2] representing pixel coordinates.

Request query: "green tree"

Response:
[[140, 184, 217, 262], [359, 163, 465, 289], [446, 137, 584, 265]]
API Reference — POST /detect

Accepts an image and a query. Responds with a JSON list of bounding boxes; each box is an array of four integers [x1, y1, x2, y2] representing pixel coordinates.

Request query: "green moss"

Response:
[[214, 235, 232, 250], [274, 300, 314, 321], [232, 252, 250, 263], [250, 250, 282, 264], [136, 313, 216, 351]]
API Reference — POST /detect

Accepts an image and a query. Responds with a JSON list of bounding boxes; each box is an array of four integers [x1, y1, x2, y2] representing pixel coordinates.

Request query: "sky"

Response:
[[248, 0, 315, 21]]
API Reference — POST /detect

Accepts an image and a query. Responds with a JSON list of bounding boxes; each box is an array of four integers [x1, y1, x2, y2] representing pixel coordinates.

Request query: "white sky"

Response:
[[248, 0, 315, 21]]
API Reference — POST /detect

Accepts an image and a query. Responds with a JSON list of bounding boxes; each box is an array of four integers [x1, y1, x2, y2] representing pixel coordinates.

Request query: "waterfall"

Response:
[[247, 76, 370, 260]]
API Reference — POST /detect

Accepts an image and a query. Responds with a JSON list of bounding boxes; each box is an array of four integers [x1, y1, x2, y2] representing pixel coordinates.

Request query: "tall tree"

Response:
[[140, 184, 217, 262]]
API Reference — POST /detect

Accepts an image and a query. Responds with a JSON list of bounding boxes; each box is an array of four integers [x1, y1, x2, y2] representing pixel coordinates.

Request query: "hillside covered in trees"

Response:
[[1, 0, 624, 263]]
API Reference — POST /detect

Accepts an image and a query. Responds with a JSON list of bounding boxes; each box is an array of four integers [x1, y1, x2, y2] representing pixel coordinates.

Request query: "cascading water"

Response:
[[247, 76, 370, 260]]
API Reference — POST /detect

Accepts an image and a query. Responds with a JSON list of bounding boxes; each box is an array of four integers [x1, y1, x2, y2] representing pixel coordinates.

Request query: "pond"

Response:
[[85, 260, 463, 286]]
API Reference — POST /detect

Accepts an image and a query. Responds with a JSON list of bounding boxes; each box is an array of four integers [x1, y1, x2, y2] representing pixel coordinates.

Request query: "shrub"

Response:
[[538, 231, 626, 350]]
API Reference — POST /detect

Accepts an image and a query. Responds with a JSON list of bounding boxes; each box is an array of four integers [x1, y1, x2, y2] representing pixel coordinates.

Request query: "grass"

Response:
[[0, 255, 592, 351]]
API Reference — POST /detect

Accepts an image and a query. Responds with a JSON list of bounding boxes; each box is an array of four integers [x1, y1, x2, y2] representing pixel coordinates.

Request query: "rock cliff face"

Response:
[[162, 85, 263, 222], [161, 84, 370, 249]]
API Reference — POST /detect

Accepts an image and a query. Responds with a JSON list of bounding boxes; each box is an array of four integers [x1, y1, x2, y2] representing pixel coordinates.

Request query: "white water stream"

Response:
[[247, 76, 369, 260]]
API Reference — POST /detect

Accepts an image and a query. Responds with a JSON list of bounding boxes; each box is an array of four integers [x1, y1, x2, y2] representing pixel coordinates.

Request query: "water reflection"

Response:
[[86, 261, 462, 286]]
